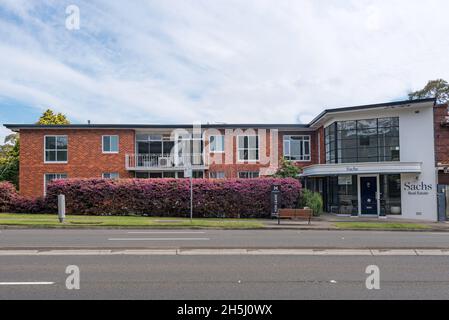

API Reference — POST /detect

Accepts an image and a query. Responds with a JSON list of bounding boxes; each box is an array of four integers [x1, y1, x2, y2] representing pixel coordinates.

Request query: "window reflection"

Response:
[[325, 117, 399, 163]]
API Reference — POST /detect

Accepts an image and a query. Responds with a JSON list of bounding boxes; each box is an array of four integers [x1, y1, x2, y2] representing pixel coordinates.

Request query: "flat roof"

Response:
[[3, 123, 309, 131], [308, 97, 435, 126], [3, 98, 436, 132]]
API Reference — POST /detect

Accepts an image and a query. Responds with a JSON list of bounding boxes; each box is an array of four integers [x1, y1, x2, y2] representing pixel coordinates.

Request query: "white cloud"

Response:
[[0, 0, 448, 136], [0, 126, 13, 144]]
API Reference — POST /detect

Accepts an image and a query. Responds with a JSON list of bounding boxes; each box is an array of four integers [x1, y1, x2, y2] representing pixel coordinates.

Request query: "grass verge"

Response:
[[334, 222, 431, 230], [0, 213, 264, 229]]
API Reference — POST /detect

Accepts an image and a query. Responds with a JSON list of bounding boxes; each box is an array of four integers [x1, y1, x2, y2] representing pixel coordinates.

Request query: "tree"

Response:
[[0, 136, 19, 188], [273, 158, 302, 178], [0, 109, 70, 188], [36, 109, 70, 125], [408, 79, 449, 104]]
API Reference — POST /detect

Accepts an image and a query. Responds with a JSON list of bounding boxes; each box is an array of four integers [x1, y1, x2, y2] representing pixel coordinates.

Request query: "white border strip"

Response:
[[0, 282, 54, 285], [0, 249, 449, 256], [108, 238, 210, 241]]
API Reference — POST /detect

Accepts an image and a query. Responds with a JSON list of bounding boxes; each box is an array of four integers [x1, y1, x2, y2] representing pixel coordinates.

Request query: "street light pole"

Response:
[[190, 174, 193, 221], [185, 165, 193, 221]]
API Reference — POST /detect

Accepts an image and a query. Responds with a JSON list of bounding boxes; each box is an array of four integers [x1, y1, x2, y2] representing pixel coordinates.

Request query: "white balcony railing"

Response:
[[126, 153, 206, 170]]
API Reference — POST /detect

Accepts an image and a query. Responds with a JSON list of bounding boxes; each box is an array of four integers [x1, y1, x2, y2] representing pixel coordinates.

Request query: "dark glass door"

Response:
[[360, 176, 378, 215]]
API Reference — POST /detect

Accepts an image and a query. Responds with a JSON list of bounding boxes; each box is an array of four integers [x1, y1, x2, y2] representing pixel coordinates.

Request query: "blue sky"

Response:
[[1, 0, 449, 142]]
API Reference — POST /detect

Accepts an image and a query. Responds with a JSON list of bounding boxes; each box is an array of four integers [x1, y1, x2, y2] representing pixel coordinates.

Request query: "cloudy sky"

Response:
[[1, 0, 449, 141]]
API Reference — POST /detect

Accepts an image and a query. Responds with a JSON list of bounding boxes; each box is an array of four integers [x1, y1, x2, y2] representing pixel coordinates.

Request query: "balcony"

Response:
[[126, 153, 208, 171]]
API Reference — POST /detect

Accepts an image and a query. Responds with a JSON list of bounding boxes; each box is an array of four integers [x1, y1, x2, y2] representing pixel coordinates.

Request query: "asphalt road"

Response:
[[1, 229, 449, 249], [1, 255, 449, 299], [2, 229, 449, 300]]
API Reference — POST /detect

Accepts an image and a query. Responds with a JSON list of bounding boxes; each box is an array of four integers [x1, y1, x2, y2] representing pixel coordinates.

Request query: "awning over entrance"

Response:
[[301, 161, 422, 177]]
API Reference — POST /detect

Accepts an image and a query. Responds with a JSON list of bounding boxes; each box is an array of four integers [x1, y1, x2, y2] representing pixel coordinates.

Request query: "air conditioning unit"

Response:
[[158, 157, 173, 167]]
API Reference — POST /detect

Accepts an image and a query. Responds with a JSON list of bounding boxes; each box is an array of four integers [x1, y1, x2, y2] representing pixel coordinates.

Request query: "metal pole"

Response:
[[190, 175, 193, 221], [58, 194, 66, 223]]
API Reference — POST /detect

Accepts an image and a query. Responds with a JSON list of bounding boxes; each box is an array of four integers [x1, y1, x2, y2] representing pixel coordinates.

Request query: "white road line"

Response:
[[127, 231, 206, 234], [0, 282, 54, 285], [108, 238, 210, 241]]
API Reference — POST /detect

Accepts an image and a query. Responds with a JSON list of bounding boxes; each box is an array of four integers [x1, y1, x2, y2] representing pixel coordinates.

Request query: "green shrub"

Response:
[[299, 189, 323, 216]]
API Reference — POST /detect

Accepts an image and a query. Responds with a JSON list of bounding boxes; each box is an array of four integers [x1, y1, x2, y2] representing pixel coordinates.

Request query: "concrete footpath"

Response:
[[265, 213, 449, 231]]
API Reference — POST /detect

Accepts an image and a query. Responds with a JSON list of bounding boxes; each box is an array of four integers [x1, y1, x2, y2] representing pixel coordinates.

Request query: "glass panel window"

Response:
[[102, 172, 119, 179], [380, 174, 401, 215], [325, 117, 399, 164], [163, 172, 176, 178], [135, 172, 149, 178], [238, 171, 259, 179], [149, 141, 162, 154], [103, 135, 119, 153], [324, 175, 358, 215], [238, 136, 259, 161], [209, 171, 225, 179], [44, 173, 67, 195], [45, 136, 68, 162], [192, 170, 204, 178], [209, 135, 224, 152], [283, 135, 311, 161]]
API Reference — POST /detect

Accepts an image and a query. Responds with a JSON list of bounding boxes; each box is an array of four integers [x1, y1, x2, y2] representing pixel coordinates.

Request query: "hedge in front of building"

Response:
[[45, 178, 301, 217], [0, 181, 47, 213]]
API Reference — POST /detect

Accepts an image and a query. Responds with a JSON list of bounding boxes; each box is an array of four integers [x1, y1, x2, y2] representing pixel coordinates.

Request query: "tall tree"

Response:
[[0, 136, 19, 187], [408, 79, 449, 104], [36, 109, 70, 125], [0, 109, 70, 188]]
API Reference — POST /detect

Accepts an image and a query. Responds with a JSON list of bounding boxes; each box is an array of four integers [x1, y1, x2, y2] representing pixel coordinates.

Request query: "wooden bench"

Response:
[[278, 208, 313, 225]]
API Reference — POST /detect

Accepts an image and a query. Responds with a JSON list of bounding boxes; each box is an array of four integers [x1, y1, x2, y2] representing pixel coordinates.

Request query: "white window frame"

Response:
[[209, 135, 224, 153], [209, 171, 225, 179], [237, 135, 259, 162], [44, 135, 68, 164], [102, 135, 119, 154], [44, 173, 67, 196], [283, 135, 311, 162], [238, 171, 260, 179], [102, 172, 119, 179]]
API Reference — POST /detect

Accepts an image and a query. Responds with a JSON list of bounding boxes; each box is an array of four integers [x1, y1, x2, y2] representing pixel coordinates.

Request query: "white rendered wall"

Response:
[[322, 102, 437, 221]]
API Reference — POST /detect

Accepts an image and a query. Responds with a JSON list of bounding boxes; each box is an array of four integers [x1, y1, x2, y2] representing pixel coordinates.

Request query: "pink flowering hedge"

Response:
[[0, 181, 47, 213], [45, 178, 301, 217], [0, 182, 17, 212]]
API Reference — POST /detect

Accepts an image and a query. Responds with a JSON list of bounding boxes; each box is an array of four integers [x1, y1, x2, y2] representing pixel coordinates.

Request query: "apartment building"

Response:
[[4, 97, 444, 221], [6, 124, 317, 197]]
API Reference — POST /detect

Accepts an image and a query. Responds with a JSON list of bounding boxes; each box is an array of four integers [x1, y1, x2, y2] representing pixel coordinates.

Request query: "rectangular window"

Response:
[[325, 117, 399, 164], [283, 135, 311, 161], [238, 171, 259, 179], [209, 171, 225, 179], [102, 172, 119, 179], [192, 170, 204, 178], [238, 136, 259, 161], [209, 135, 224, 153], [45, 136, 68, 163], [44, 173, 67, 195], [380, 174, 402, 215], [102, 135, 119, 153]]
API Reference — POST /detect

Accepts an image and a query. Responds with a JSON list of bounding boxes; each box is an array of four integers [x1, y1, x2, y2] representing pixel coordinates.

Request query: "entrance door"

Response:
[[360, 176, 378, 215]]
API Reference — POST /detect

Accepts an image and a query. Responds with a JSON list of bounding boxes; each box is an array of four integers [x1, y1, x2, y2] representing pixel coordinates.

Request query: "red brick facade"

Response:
[[18, 127, 321, 197], [434, 104, 449, 184], [206, 129, 319, 178], [19, 129, 135, 197]]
